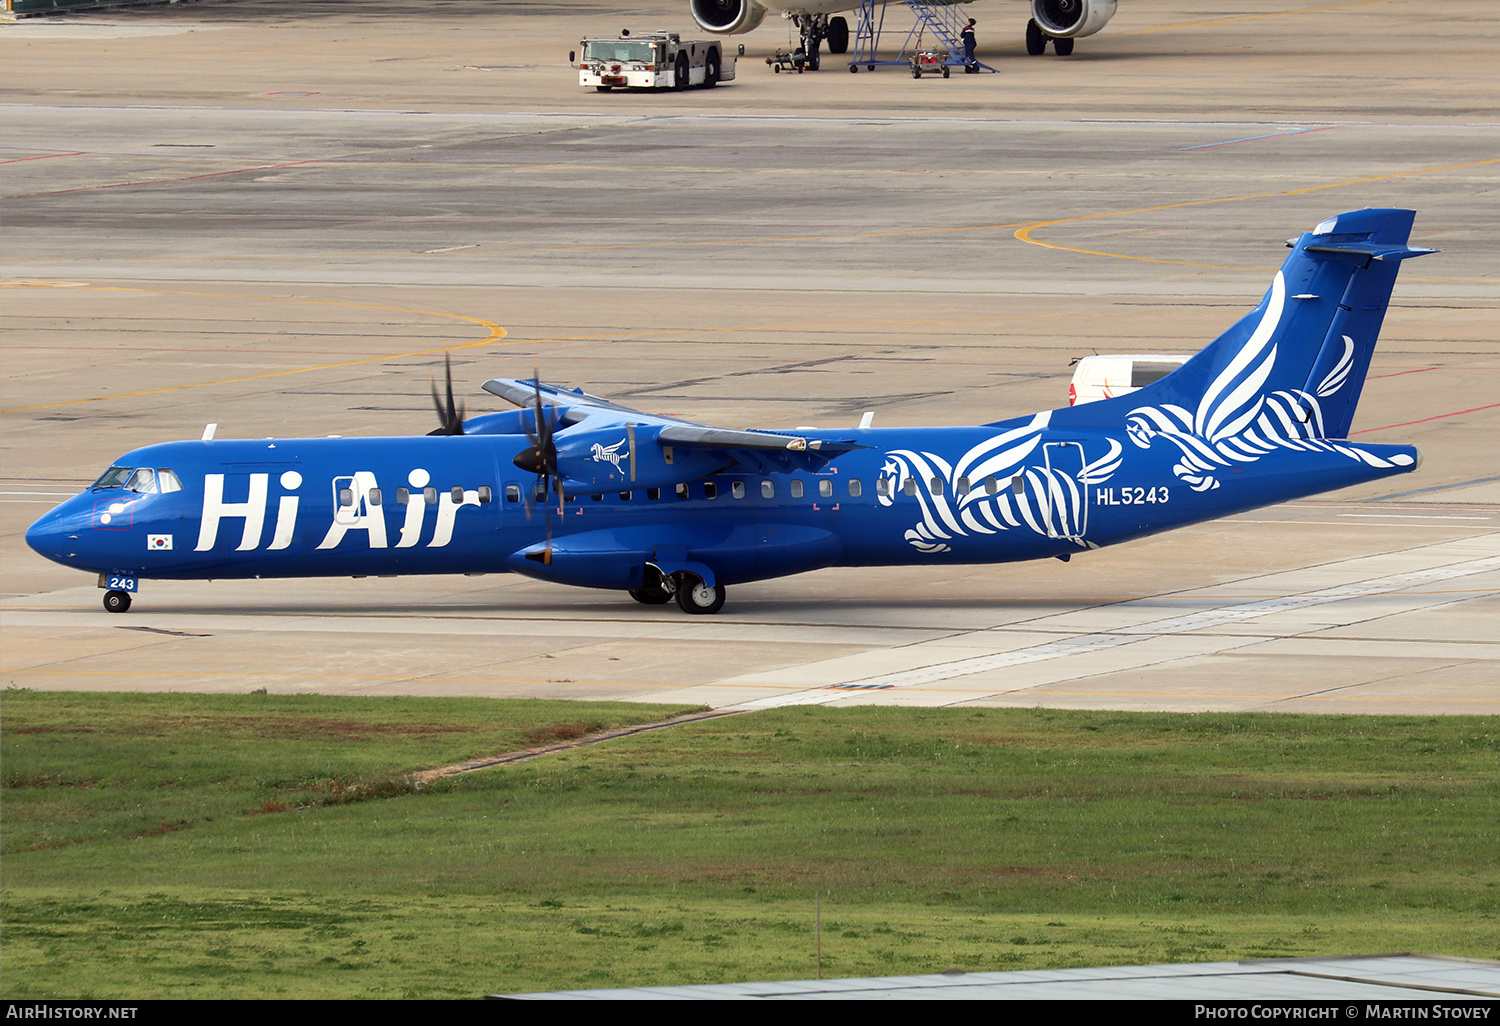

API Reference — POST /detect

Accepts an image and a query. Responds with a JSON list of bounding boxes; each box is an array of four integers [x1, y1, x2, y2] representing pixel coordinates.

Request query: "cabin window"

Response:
[[506, 484, 522, 503], [591, 493, 603, 502], [956, 477, 971, 496], [704, 482, 718, 500], [848, 479, 862, 498], [930, 477, 944, 497], [675, 483, 690, 500], [903, 477, 916, 496], [368, 487, 383, 507], [1011, 475, 1024, 495], [790, 479, 804, 499], [619, 491, 632, 501], [448, 486, 461, 503], [339, 487, 355, 507], [984, 476, 998, 495], [818, 479, 832, 498], [732, 481, 745, 499], [396, 487, 410, 506], [478, 486, 492, 504], [876, 478, 890, 497], [647, 487, 661, 500], [124, 468, 157, 494], [157, 469, 183, 493]]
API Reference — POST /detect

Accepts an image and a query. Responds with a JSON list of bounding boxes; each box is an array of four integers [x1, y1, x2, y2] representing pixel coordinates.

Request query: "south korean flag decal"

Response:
[[147, 534, 173, 551]]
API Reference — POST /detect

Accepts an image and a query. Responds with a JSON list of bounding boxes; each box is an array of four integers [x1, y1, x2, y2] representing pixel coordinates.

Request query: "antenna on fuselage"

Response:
[[201, 423, 217, 441], [859, 411, 874, 429]]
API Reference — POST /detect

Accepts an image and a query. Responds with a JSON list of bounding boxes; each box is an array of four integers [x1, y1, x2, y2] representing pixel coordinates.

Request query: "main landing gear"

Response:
[[1026, 18, 1075, 56], [629, 568, 727, 615]]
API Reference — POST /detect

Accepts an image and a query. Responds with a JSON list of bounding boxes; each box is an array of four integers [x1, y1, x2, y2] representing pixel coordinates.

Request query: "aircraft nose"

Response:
[[25, 499, 89, 566]]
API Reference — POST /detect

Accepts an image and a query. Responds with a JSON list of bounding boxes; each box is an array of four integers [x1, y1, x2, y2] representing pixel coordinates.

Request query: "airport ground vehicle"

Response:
[[572, 31, 735, 91], [910, 49, 950, 78], [27, 210, 1433, 617], [1069, 355, 1190, 405]]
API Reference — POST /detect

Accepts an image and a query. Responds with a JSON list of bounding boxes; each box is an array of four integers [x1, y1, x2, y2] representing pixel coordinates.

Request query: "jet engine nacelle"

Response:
[[552, 425, 726, 496], [689, 0, 768, 35], [1031, 0, 1117, 38]]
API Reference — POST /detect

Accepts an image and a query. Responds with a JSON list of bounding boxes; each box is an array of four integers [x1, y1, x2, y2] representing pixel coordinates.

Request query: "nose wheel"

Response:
[[102, 589, 132, 613]]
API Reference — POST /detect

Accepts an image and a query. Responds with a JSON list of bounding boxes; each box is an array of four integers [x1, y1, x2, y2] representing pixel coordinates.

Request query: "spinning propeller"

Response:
[[511, 368, 562, 564], [427, 353, 466, 436]]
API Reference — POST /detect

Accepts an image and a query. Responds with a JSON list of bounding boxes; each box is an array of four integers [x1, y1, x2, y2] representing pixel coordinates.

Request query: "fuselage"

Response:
[[25, 412, 1419, 595]]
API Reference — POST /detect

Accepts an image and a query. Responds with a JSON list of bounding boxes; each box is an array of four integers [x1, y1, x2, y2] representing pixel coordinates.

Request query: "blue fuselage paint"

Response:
[[25, 420, 1418, 593]]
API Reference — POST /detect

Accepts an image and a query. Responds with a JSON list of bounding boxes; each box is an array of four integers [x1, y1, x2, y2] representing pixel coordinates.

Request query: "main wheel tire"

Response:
[[103, 589, 132, 614], [704, 50, 720, 88], [675, 54, 690, 89], [1053, 36, 1074, 56], [675, 576, 725, 615], [827, 16, 849, 54], [1026, 18, 1046, 56], [629, 587, 673, 605]]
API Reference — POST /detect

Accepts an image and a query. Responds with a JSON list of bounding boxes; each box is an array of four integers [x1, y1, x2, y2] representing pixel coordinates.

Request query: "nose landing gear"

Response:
[[103, 589, 132, 613]]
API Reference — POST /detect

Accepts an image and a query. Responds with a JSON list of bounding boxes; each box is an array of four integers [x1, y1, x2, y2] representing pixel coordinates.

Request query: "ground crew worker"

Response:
[[961, 19, 977, 72]]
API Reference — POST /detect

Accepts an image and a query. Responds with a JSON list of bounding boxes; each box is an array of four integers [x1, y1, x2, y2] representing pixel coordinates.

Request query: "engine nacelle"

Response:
[[551, 424, 727, 496], [689, 0, 768, 35], [1031, 0, 1117, 39]]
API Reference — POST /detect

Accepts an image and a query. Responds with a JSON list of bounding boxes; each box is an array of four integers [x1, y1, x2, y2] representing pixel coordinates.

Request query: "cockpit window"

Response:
[[92, 466, 134, 489], [92, 466, 172, 493], [125, 468, 157, 494]]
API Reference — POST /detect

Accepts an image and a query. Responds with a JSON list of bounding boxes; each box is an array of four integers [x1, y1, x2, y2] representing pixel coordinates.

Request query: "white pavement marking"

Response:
[[733, 548, 1500, 710]]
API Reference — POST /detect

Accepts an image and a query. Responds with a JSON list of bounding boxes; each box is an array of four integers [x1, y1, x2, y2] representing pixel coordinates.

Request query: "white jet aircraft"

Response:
[[688, 0, 1117, 68]]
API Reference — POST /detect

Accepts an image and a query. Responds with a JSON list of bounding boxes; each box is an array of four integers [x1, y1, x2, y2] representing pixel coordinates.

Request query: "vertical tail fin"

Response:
[[1124, 209, 1435, 440]]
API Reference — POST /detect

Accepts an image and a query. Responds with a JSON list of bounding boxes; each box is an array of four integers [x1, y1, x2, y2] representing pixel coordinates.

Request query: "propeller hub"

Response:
[[513, 447, 546, 474]]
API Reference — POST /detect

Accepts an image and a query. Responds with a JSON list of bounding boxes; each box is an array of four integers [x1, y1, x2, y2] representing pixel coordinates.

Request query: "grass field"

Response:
[[2, 690, 1496, 998]]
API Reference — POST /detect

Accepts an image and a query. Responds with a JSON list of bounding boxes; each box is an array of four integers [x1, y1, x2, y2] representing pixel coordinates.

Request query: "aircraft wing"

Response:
[[481, 377, 864, 476]]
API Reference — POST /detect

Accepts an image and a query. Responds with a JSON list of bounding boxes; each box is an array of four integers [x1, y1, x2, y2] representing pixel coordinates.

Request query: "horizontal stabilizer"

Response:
[[1302, 242, 1439, 263]]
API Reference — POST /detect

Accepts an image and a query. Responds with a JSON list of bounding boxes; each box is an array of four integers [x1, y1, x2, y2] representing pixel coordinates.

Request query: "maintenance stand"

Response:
[[848, 0, 997, 74]]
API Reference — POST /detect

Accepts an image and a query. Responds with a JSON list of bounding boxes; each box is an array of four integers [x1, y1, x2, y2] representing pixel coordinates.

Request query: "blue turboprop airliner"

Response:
[[27, 209, 1434, 616]]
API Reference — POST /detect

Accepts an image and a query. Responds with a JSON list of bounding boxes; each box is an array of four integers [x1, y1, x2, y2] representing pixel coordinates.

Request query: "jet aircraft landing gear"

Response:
[[103, 589, 132, 613], [1026, 18, 1075, 56], [790, 12, 832, 70]]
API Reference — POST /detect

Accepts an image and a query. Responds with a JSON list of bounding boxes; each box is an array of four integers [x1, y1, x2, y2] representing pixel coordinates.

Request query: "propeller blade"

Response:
[[427, 353, 465, 435]]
